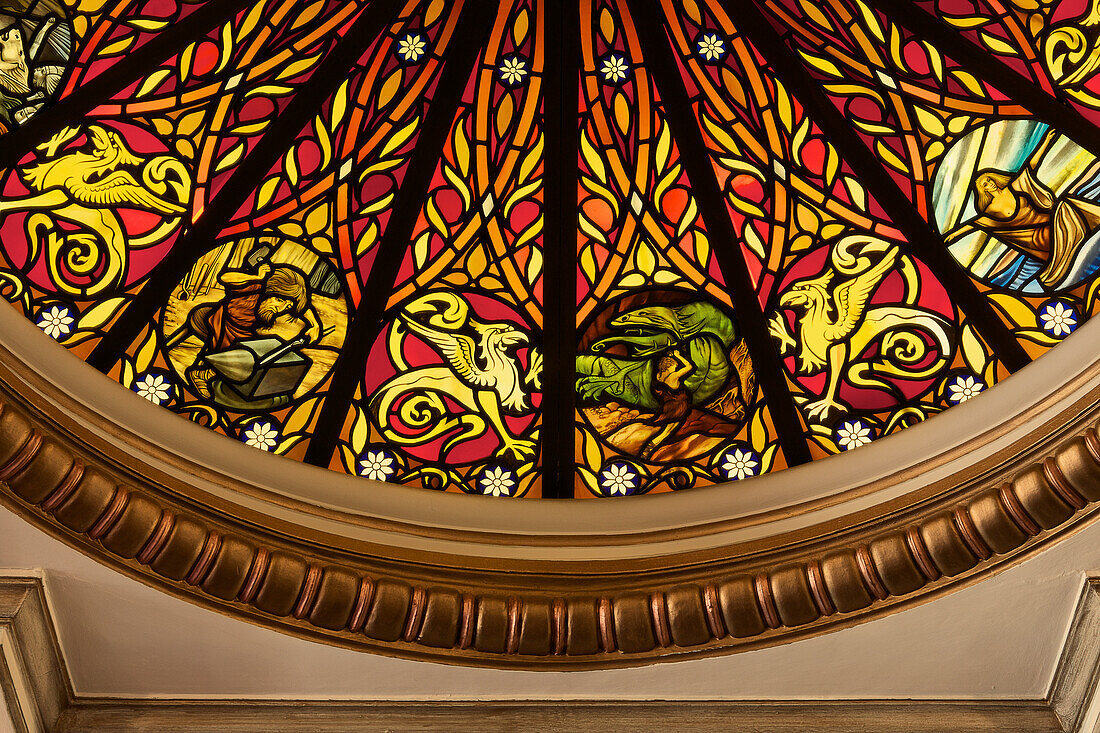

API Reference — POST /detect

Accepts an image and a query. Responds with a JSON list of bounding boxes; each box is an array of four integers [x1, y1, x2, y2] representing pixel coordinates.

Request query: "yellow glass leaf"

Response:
[[126, 18, 169, 31], [284, 397, 321, 436], [244, 84, 293, 98], [775, 80, 794, 131], [635, 240, 656, 273], [382, 115, 420, 157], [750, 409, 767, 452], [960, 324, 989, 376], [350, 406, 370, 454], [136, 69, 171, 98], [944, 15, 989, 30], [873, 139, 909, 174], [305, 203, 329, 235], [99, 34, 136, 57], [285, 145, 300, 185], [599, 7, 616, 45], [952, 69, 986, 97], [913, 106, 945, 137], [134, 328, 158, 374], [425, 0, 446, 28], [413, 231, 431, 268], [496, 94, 515, 139], [466, 246, 488, 279], [979, 30, 1016, 56], [720, 67, 748, 109], [512, 8, 529, 47], [277, 52, 323, 82], [238, 3, 266, 40], [693, 230, 710, 265], [988, 293, 1038, 328], [377, 69, 404, 110], [743, 222, 766, 261], [291, 0, 323, 30], [216, 22, 233, 75], [256, 176, 281, 209], [842, 176, 867, 210], [331, 80, 350, 127], [526, 247, 543, 285], [452, 117, 471, 176], [214, 142, 245, 173], [854, 0, 885, 42], [120, 358, 135, 390], [176, 110, 205, 137], [579, 245, 598, 283], [613, 92, 631, 136], [77, 297, 126, 331], [683, 0, 702, 23], [798, 50, 843, 79], [580, 131, 607, 182]]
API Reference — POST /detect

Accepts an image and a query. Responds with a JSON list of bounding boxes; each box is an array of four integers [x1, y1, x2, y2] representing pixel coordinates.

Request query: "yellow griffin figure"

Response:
[[0, 125, 190, 296], [769, 235, 955, 422], [369, 291, 542, 463]]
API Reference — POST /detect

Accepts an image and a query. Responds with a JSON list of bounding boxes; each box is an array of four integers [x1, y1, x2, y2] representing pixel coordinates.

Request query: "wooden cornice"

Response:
[[6, 575, 1100, 731], [2, 296, 1100, 667]]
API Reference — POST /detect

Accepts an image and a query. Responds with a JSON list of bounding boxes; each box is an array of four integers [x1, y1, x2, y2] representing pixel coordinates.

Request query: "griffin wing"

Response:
[[69, 170, 186, 215], [402, 318, 493, 389], [823, 246, 899, 343]]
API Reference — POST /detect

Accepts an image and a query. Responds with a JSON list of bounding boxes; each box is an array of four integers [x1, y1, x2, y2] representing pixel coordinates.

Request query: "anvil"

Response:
[[205, 336, 312, 401]]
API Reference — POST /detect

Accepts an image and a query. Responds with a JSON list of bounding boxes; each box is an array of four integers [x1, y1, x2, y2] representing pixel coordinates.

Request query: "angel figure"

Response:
[[943, 128, 1100, 288]]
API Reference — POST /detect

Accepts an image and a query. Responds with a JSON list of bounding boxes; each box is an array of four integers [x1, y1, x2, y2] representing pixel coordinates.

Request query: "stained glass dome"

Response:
[[2, 0, 1100, 499]]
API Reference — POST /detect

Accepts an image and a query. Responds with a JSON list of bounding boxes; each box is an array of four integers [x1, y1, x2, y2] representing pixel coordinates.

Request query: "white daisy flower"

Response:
[[134, 374, 171, 405], [398, 33, 427, 62], [721, 448, 758, 481], [1040, 301, 1077, 337], [836, 420, 873, 451], [600, 462, 636, 496], [948, 374, 984, 404], [479, 466, 515, 497], [499, 56, 528, 85], [243, 421, 278, 452], [601, 54, 629, 83], [358, 450, 395, 482], [37, 305, 74, 340], [697, 33, 725, 61]]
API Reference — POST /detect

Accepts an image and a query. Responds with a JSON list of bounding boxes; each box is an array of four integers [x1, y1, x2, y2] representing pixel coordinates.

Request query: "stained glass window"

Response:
[[2, 0, 1100, 498]]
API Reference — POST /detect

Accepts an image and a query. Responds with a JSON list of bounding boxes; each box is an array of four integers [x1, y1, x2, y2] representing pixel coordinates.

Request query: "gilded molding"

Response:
[[1, 360, 1100, 667]]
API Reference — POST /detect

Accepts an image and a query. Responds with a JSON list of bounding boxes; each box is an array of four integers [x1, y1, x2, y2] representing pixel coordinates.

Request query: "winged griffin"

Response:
[[0, 125, 190, 296], [769, 235, 954, 422], [369, 291, 542, 462]]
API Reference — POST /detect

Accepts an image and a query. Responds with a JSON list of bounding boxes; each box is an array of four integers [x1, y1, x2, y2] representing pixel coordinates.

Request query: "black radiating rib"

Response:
[[738, 0, 1031, 372], [87, 0, 406, 371], [626, 0, 814, 466], [870, 0, 1100, 160], [541, 2, 580, 497], [0, 0, 252, 170], [302, 1, 498, 468]]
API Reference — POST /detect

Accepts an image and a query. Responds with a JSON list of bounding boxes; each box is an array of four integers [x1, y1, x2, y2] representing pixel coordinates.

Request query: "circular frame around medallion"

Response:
[[1, 298, 1100, 668]]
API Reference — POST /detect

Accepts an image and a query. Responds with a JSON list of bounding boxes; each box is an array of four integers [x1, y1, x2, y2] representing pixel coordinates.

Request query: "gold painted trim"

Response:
[[4, 575, 1099, 731], [2, 304, 1100, 666]]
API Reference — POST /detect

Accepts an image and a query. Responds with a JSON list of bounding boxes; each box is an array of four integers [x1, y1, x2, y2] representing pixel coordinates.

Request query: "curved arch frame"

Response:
[[0, 298, 1099, 669]]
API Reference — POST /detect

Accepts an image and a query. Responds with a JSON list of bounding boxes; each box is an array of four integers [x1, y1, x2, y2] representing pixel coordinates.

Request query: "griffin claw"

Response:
[[497, 439, 537, 461], [806, 398, 845, 421]]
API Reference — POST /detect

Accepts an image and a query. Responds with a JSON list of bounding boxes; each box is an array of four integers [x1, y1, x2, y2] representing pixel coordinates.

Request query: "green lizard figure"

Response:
[[575, 301, 739, 410]]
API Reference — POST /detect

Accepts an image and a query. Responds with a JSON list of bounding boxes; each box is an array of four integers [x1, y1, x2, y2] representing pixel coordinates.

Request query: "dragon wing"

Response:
[[823, 245, 899, 343], [69, 170, 186, 215], [402, 317, 494, 389]]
